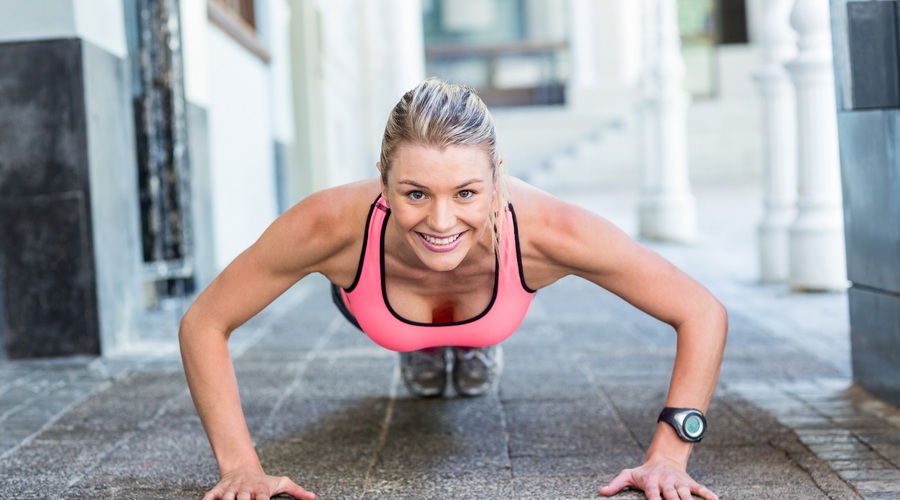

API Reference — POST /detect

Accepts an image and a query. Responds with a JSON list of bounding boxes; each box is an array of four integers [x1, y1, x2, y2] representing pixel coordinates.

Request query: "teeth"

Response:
[[421, 233, 460, 245]]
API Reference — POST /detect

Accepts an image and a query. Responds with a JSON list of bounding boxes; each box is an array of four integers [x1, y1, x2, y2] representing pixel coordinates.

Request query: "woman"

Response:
[[180, 78, 727, 500]]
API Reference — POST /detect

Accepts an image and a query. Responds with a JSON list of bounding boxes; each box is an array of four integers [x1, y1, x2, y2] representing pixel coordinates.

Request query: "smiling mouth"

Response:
[[419, 232, 462, 246]]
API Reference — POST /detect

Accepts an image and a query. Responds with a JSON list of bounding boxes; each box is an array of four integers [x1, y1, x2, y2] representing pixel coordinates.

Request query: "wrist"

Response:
[[646, 421, 693, 468], [217, 450, 264, 477]]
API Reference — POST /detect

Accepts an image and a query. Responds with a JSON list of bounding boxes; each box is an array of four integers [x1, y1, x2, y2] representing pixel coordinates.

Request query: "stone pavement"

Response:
[[2, 183, 900, 499]]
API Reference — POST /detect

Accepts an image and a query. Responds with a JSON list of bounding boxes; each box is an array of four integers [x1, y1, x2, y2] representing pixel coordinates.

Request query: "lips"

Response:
[[417, 231, 464, 252], [420, 233, 460, 245]]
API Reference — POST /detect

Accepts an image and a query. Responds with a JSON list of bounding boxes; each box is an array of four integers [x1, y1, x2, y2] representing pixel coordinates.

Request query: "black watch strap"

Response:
[[658, 407, 707, 443]]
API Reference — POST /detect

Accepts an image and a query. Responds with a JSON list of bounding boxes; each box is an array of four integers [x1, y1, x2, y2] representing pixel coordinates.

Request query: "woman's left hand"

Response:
[[599, 457, 719, 500]]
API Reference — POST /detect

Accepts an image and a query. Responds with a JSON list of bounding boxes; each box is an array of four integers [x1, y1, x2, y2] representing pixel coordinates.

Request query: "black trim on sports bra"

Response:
[[379, 207, 501, 327], [509, 204, 538, 294], [343, 194, 382, 294]]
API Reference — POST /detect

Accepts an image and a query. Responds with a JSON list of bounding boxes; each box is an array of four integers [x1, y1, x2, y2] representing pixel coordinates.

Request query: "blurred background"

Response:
[[0, 0, 848, 359]]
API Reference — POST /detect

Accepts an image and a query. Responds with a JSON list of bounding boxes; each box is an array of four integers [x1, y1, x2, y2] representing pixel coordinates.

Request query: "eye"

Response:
[[458, 189, 475, 200], [407, 190, 425, 201]]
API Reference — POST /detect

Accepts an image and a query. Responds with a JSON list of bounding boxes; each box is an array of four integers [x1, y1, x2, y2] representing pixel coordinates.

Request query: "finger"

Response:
[[272, 475, 317, 500], [645, 488, 663, 500], [253, 486, 270, 500], [661, 484, 680, 500], [676, 484, 693, 500], [691, 482, 719, 500], [203, 486, 224, 500], [599, 469, 635, 496], [236, 491, 251, 500]]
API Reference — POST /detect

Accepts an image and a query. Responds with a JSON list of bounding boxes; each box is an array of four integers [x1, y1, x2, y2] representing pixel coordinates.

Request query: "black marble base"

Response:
[[0, 193, 100, 357], [0, 38, 100, 358]]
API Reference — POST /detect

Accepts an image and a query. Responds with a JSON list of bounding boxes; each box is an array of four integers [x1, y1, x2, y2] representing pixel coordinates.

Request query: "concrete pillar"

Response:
[[754, 0, 798, 283], [0, 0, 143, 357], [637, 0, 696, 243], [785, 0, 846, 291], [567, 0, 642, 109], [568, 0, 599, 91]]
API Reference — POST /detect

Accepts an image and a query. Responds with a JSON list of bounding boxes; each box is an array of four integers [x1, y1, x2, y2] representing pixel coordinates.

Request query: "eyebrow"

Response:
[[397, 178, 485, 190]]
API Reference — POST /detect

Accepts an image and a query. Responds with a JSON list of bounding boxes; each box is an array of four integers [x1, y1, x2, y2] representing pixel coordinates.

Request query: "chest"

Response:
[[383, 257, 496, 324]]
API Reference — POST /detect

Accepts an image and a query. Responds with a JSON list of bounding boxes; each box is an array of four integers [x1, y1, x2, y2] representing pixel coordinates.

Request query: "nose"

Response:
[[428, 199, 456, 233]]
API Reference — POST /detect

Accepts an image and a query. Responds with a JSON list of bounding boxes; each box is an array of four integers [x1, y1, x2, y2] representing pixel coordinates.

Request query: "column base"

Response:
[[789, 211, 848, 291], [638, 191, 697, 243]]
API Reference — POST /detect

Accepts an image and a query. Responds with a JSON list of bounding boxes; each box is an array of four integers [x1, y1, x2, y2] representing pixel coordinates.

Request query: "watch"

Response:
[[658, 407, 707, 443]]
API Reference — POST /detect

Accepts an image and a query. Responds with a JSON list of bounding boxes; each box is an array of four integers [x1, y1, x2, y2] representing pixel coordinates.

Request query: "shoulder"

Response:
[[253, 177, 381, 281], [284, 177, 380, 230], [507, 177, 602, 243], [507, 177, 637, 288]]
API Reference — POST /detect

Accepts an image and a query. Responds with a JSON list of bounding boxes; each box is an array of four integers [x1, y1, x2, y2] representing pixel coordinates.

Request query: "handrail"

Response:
[[425, 40, 567, 59]]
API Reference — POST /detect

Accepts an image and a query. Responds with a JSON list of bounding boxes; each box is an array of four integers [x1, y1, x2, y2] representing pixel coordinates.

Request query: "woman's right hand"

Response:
[[201, 468, 316, 500]]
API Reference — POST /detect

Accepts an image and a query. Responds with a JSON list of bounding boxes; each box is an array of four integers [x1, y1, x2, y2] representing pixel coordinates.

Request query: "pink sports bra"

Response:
[[338, 196, 536, 352]]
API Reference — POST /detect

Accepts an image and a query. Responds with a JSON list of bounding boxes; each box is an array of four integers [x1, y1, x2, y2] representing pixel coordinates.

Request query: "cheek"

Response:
[[391, 208, 422, 232], [464, 201, 493, 227]]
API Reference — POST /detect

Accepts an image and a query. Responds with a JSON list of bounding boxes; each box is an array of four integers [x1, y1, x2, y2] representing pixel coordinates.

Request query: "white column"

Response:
[[383, 0, 425, 99], [567, 0, 642, 109], [785, 0, 846, 291], [567, 0, 598, 92], [753, 0, 797, 283], [637, 0, 696, 243]]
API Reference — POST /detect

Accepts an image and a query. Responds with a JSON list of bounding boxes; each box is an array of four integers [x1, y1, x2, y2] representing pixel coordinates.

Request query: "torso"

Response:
[[337, 194, 535, 351]]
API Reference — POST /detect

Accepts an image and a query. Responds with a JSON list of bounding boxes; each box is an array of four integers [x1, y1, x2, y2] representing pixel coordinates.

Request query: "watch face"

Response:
[[684, 414, 704, 438]]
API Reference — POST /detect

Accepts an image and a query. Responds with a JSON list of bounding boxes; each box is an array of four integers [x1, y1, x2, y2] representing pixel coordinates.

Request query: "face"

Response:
[[380, 143, 496, 272]]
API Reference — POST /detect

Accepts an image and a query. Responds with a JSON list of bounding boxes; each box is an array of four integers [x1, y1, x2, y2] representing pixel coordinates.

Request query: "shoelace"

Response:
[[456, 348, 495, 370], [407, 350, 446, 374]]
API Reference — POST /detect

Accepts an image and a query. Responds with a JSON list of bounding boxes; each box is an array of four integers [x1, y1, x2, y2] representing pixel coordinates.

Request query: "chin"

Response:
[[412, 245, 467, 272]]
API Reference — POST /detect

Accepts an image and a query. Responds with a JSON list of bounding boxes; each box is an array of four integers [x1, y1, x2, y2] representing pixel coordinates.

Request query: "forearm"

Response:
[[650, 300, 728, 467], [180, 321, 261, 475]]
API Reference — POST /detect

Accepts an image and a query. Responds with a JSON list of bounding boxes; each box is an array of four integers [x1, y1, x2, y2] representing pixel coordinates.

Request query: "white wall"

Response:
[[179, 0, 211, 107], [261, 0, 296, 144], [0, 0, 126, 56], [206, 25, 279, 270], [316, 0, 373, 187]]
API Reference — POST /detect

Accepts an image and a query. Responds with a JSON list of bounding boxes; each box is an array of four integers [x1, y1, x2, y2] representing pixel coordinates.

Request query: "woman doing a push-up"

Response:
[[180, 78, 728, 500]]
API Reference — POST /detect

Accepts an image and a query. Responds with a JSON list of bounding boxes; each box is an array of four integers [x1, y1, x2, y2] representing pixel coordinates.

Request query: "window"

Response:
[[207, 0, 270, 61]]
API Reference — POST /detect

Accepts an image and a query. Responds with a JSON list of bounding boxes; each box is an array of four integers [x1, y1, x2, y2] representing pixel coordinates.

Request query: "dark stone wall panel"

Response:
[[0, 192, 100, 357], [0, 39, 89, 198], [849, 286, 900, 407], [837, 109, 900, 295]]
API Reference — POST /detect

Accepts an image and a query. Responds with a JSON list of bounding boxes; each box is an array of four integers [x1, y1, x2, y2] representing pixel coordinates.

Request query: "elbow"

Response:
[[178, 304, 204, 352], [709, 296, 729, 349], [178, 308, 193, 352]]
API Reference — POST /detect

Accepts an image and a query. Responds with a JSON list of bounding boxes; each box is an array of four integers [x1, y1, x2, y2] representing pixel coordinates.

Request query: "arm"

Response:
[[179, 181, 374, 500], [510, 180, 726, 500]]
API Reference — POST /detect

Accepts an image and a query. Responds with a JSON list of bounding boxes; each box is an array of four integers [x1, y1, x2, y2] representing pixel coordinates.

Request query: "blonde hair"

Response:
[[380, 78, 509, 256]]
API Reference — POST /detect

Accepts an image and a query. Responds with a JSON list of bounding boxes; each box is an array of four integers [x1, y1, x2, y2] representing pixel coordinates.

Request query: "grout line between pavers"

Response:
[[575, 352, 642, 451], [64, 387, 189, 489], [496, 391, 520, 500], [231, 280, 317, 361], [258, 314, 341, 440], [0, 379, 114, 460], [360, 360, 399, 499]]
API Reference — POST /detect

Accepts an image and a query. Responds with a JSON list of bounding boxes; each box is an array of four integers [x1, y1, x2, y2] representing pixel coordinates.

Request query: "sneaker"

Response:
[[400, 348, 448, 398], [451, 345, 503, 397]]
